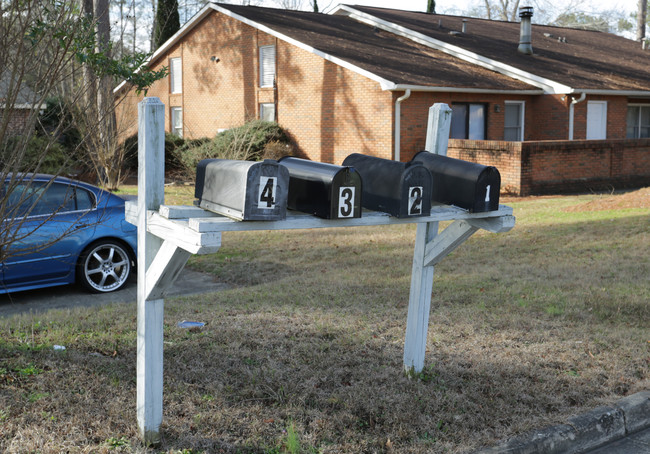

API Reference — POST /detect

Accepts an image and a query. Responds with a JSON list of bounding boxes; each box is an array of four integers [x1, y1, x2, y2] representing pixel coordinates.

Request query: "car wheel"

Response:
[[78, 240, 133, 293]]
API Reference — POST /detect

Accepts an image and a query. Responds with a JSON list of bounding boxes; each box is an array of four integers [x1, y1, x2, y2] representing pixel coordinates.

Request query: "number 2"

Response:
[[408, 186, 423, 216]]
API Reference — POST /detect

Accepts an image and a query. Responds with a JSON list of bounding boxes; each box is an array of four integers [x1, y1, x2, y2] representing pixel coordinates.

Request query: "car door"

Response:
[[1, 181, 98, 291]]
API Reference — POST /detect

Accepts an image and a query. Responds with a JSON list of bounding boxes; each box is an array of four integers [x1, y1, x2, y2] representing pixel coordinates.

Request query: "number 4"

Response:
[[258, 177, 276, 209]]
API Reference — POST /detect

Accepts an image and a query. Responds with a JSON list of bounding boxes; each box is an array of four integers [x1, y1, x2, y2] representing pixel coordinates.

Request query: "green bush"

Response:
[[2, 134, 80, 175], [171, 120, 292, 180]]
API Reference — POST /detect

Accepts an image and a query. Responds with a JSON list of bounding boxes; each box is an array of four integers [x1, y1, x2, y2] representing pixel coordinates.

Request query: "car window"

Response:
[[75, 187, 94, 210], [5, 181, 91, 218]]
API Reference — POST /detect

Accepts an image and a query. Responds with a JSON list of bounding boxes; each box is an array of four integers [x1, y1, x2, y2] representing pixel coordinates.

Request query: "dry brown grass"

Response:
[[1, 188, 648, 453]]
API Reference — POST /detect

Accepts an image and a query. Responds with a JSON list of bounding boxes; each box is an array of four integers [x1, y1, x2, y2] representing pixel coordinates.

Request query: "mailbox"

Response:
[[341, 153, 432, 218], [195, 159, 289, 220], [411, 151, 501, 212], [278, 157, 362, 219]]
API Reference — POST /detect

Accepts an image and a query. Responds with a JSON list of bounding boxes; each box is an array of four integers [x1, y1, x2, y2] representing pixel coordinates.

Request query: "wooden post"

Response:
[[137, 97, 165, 445], [425, 103, 452, 156], [404, 103, 452, 376], [403, 221, 438, 376]]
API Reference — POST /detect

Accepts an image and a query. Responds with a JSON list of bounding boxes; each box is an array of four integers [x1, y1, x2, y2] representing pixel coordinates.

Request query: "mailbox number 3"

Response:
[[338, 187, 355, 218], [408, 186, 423, 216], [258, 176, 277, 209]]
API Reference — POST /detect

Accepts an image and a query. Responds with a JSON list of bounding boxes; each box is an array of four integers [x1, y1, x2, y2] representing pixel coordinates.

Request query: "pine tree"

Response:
[[153, 0, 180, 49]]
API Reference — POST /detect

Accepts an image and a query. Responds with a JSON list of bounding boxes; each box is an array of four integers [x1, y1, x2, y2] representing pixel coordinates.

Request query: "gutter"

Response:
[[394, 89, 411, 162], [568, 92, 586, 140], [389, 84, 544, 95]]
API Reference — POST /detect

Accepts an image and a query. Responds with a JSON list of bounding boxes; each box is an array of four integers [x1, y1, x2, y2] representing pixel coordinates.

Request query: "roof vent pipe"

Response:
[[518, 6, 534, 55], [462, 19, 467, 33]]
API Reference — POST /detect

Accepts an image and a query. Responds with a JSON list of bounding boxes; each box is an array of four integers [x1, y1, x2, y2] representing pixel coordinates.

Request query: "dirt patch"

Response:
[[563, 187, 650, 212], [503, 187, 650, 212]]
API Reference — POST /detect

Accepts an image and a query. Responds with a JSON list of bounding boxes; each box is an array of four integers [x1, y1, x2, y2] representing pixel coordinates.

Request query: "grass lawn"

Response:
[[0, 187, 648, 453]]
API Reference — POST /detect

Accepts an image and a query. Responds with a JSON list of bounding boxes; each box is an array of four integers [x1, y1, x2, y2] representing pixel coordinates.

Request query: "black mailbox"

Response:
[[411, 151, 501, 213], [278, 157, 362, 219], [342, 153, 432, 218], [195, 159, 289, 220]]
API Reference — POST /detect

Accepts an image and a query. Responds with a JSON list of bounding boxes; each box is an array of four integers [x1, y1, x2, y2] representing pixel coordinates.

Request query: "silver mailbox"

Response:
[[195, 159, 289, 221]]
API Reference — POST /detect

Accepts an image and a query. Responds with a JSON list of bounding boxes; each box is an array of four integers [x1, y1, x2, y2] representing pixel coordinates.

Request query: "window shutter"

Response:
[[260, 46, 276, 88]]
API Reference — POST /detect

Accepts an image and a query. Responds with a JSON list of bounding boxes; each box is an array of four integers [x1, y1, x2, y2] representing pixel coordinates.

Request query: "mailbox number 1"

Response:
[[408, 186, 423, 216], [338, 187, 355, 218], [258, 176, 277, 209]]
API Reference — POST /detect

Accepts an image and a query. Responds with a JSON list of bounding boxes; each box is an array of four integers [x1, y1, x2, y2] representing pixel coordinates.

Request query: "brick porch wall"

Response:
[[448, 139, 650, 196]]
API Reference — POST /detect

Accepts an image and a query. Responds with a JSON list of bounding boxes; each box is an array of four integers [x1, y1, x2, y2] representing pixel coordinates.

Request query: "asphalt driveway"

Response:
[[0, 268, 228, 317]]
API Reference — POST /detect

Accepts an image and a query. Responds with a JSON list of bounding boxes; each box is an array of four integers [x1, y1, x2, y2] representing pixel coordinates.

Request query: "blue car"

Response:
[[1, 174, 137, 294]]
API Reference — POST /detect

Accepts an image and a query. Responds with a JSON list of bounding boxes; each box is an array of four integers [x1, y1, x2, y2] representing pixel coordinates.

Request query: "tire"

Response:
[[78, 240, 133, 293]]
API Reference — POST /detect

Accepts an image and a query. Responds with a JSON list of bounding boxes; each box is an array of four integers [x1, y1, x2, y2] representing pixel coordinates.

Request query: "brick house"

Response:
[[1, 75, 45, 137], [115, 3, 650, 194]]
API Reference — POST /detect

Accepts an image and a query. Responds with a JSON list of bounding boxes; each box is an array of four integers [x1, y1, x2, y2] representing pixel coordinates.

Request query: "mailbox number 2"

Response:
[[258, 176, 277, 209], [408, 186, 423, 216], [338, 187, 356, 218]]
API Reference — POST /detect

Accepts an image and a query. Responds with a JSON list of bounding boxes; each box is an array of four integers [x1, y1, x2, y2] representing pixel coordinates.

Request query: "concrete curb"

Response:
[[474, 391, 650, 454]]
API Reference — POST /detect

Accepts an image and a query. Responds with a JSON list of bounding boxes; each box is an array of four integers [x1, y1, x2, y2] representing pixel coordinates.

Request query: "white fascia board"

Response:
[[391, 84, 544, 95], [333, 5, 574, 95], [210, 4, 397, 90]]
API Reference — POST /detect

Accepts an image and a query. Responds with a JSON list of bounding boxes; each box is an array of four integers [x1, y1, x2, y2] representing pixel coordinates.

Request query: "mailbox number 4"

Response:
[[408, 186, 423, 216], [258, 176, 277, 209], [338, 187, 355, 218]]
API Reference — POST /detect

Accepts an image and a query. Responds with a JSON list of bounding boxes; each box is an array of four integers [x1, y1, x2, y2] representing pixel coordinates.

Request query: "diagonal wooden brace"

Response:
[[145, 240, 193, 301]]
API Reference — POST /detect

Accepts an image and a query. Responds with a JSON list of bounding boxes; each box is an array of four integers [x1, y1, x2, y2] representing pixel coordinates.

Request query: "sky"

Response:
[[321, 0, 638, 19]]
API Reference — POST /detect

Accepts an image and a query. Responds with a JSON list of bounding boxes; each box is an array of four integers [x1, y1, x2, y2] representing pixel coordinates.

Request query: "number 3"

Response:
[[338, 187, 355, 218]]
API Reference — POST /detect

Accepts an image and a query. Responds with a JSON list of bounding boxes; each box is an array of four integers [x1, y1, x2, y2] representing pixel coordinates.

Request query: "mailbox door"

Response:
[[329, 169, 362, 219], [244, 161, 289, 220], [399, 164, 432, 218]]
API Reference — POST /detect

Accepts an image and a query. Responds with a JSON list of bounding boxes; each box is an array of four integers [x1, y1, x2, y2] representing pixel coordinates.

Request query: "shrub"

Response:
[[171, 120, 292, 180], [2, 134, 80, 175]]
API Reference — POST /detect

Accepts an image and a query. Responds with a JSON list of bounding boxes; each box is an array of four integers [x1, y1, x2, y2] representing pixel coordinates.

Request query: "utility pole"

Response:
[[638, 0, 648, 42]]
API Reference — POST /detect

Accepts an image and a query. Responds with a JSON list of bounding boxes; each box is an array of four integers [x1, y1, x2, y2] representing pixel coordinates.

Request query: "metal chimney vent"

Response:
[[518, 6, 534, 55]]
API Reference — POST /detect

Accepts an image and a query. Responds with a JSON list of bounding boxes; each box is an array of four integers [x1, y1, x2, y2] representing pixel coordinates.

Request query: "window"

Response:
[[5, 182, 95, 218], [451, 103, 486, 140], [260, 103, 275, 122], [627, 105, 650, 138], [171, 107, 182, 137], [170, 57, 182, 94], [504, 101, 525, 141], [259, 45, 276, 88]]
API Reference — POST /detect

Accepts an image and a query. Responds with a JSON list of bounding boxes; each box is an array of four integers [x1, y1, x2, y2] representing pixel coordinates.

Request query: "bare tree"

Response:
[[0, 0, 165, 262]]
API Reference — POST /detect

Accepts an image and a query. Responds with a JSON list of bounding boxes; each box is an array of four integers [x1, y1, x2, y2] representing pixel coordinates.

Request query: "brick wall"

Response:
[[448, 138, 650, 195], [1, 108, 31, 136]]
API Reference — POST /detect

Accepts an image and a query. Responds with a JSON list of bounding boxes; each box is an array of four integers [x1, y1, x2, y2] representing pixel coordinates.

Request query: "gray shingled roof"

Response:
[[341, 5, 650, 93], [0, 74, 41, 107], [212, 3, 539, 91]]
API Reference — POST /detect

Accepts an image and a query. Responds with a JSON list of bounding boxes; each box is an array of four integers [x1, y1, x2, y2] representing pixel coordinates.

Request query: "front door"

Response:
[[586, 101, 607, 140]]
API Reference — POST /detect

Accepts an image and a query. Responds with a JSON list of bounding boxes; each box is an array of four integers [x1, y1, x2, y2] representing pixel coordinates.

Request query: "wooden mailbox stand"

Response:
[[128, 98, 515, 445]]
